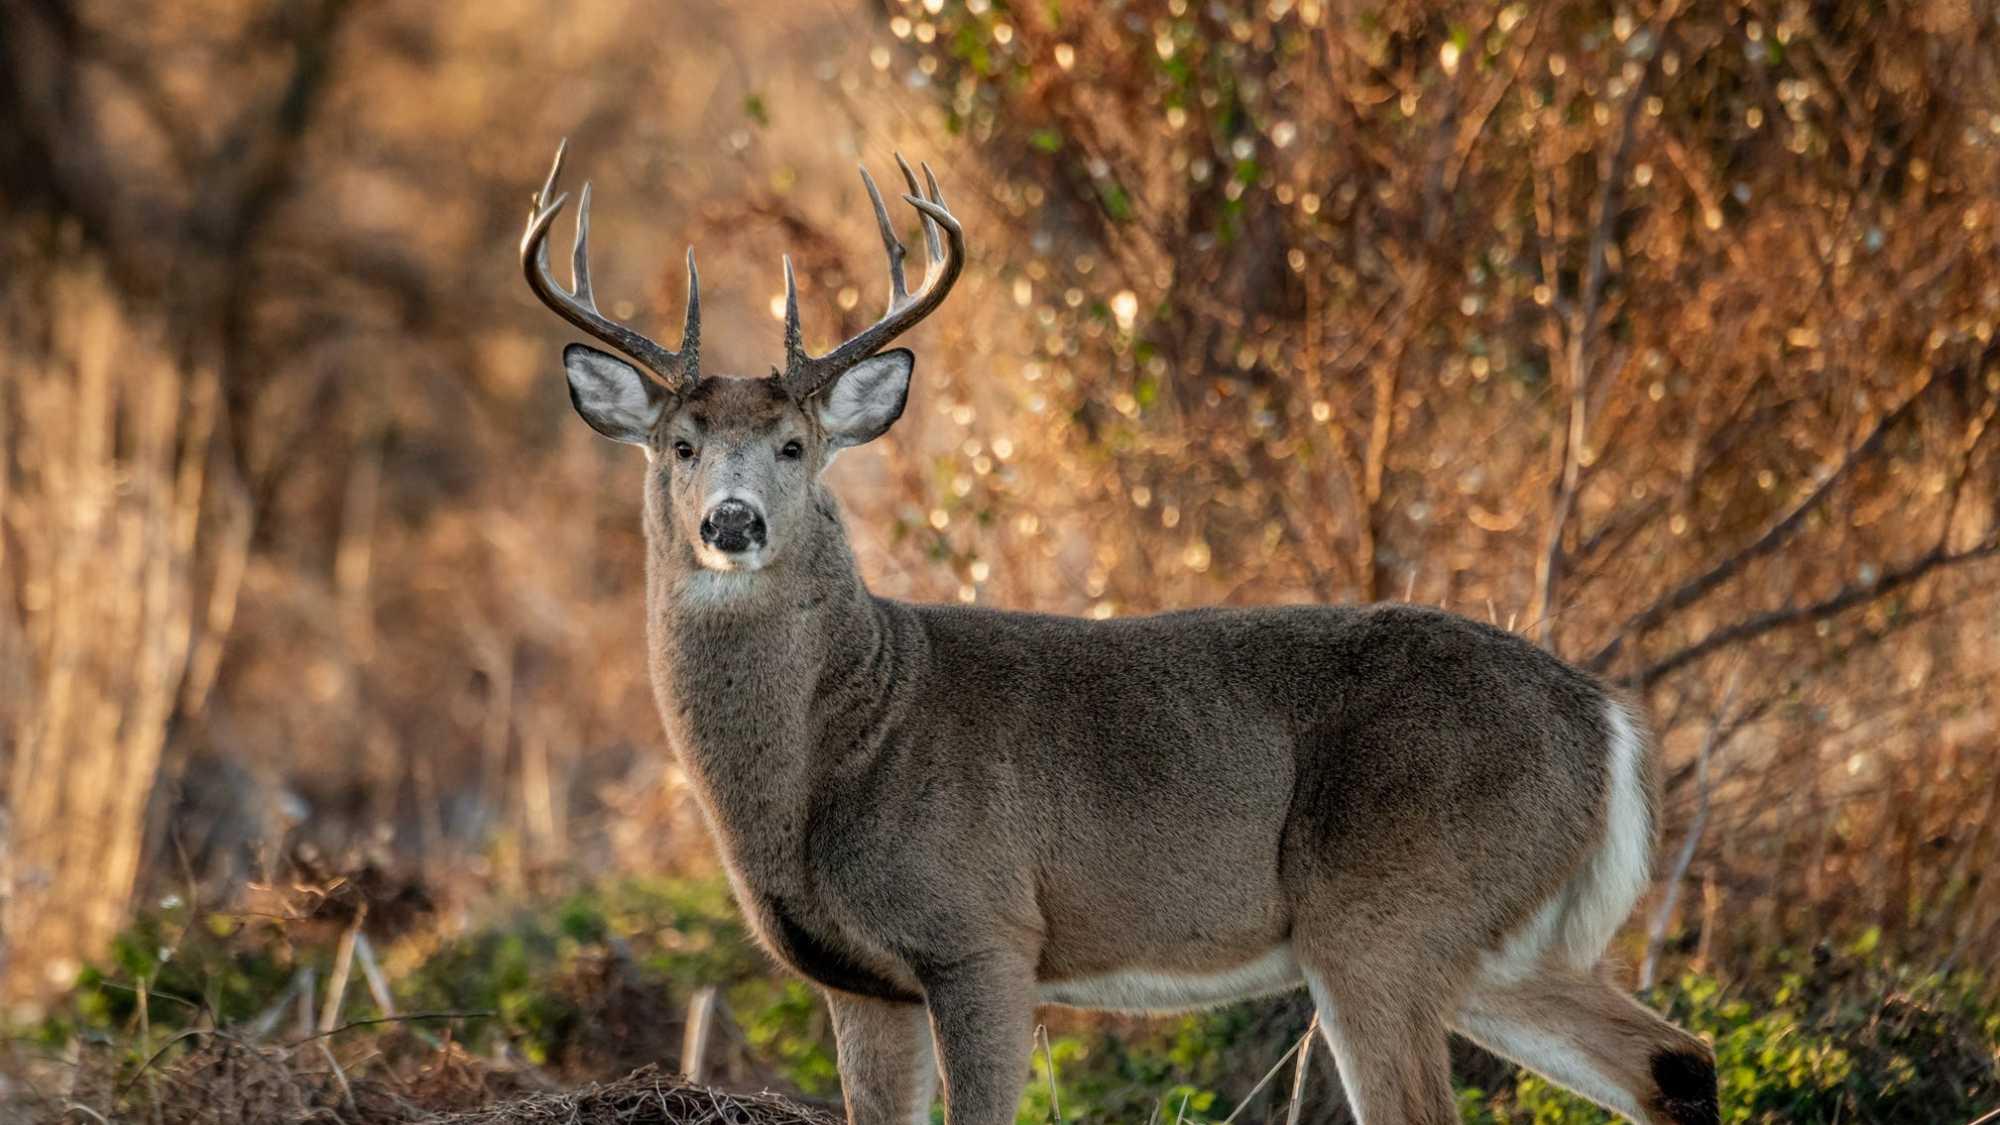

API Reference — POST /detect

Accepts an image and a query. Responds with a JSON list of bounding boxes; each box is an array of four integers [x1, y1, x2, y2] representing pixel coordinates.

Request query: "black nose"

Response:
[[700, 499, 767, 553]]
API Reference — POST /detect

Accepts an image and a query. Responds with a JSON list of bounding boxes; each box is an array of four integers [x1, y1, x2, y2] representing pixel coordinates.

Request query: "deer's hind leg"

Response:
[[1452, 964, 1717, 1125], [1294, 921, 1466, 1125]]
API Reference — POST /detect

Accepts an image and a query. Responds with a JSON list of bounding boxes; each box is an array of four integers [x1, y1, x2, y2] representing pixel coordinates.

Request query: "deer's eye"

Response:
[[673, 441, 696, 462], [779, 439, 805, 461]]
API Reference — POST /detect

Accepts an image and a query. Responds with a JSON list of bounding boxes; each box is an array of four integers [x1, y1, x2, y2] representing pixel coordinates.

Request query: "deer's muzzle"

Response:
[[700, 499, 767, 555]]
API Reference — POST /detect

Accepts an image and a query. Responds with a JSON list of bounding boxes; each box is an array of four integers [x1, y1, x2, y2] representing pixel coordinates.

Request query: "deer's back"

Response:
[[876, 599, 1618, 981]]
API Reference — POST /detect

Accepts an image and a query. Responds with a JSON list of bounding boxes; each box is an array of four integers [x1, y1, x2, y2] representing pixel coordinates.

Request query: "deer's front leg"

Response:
[[920, 953, 1036, 1125], [828, 991, 938, 1125]]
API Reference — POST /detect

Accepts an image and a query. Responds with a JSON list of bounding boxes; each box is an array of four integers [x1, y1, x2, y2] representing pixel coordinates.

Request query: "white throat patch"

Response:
[[678, 569, 761, 607]]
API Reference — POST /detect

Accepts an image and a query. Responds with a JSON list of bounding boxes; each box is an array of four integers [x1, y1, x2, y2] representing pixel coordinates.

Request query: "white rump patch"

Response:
[[1483, 697, 1653, 984], [1039, 945, 1302, 1014], [1561, 699, 1653, 965], [1481, 892, 1567, 987]]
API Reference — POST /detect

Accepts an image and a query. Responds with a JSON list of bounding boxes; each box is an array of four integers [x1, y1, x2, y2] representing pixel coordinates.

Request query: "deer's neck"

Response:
[[642, 487, 900, 883]]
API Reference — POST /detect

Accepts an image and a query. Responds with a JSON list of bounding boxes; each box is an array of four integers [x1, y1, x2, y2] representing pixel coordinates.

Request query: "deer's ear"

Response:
[[816, 349, 913, 448], [564, 343, 665, 445]]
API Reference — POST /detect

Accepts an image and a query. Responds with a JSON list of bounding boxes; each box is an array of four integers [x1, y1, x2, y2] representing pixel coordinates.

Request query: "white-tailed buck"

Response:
[[519, 142, 1719, 1125]]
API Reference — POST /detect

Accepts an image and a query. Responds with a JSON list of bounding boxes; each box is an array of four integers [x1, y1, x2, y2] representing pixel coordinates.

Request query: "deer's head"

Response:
[[521, 142, 964, 573]]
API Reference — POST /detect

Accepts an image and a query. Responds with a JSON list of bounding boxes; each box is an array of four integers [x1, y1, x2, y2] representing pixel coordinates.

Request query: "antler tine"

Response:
[[782, 254, 804, 371], [859, 166, 910, 308], [781, 157, 966, 401], [681, 247, 701, 370], [894, 152, 943, 265], [520, 139, 699, 392], [572, 181, 595, 309], [918, 161, 950, 276], [535, 138, 567, 212]]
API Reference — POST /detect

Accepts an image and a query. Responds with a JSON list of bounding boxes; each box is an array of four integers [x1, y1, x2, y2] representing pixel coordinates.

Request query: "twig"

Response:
[[90, 980, 201, 1013], [1640, 669, 1741, 988], [134, 973, 149, 1063], [245, 968, 307, 1042], [682, 986, 719, 1083], [319, 907, 364, 1032], [115, 1028, 276, 1098], [1284, 1013, 1319, 1125], [319, 1037, 356, 1115], [1219, 1023, 1314, 1124], [284, 1010, 497, 1048], [1036, 1024, 1064, 1124], [354, 932, 396, 1017], [1638, 537, 2000, 683], [296, 965, 317, 1042]]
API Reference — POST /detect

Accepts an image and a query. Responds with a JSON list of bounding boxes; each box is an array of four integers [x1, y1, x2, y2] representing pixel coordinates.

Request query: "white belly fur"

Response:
[[1038, 945, 1304, 1013]]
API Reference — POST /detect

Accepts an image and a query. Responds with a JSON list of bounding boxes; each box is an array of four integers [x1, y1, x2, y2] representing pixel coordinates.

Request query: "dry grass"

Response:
[[10, 1036, 839, 1125], [423, 1068, 840, 1125]]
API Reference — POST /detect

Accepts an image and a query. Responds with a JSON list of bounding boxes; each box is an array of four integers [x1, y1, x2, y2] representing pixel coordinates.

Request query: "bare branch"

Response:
[[1637, 536, 2000, 684], [1589, 371, 1939, 671], [1640, 669, 1741, 989]]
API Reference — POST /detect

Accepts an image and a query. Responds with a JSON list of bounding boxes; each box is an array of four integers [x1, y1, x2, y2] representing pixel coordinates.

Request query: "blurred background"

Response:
[[2, 0, 1998, 1120]]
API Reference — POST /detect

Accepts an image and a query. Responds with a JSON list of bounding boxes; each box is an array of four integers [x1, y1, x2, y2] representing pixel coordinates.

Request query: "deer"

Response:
[[518, 141, 1720, 1125]]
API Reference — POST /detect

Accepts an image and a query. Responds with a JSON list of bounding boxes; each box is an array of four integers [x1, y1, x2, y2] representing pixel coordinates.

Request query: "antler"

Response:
[[521, 140, 700, 392], [782, 154, 965, 400]]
